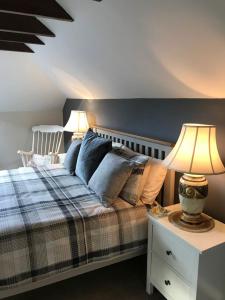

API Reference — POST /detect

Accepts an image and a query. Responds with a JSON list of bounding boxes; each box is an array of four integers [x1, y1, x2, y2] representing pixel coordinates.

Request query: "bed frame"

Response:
[[0, 127, 175, 299]]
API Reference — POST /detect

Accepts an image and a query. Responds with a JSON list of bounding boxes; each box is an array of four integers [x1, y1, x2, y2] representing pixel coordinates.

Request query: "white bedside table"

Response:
[[146, 204, 225, 300]]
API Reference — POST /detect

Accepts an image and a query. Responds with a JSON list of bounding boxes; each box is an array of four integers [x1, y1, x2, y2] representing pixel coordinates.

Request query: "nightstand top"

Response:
[[149, 204, 225, 252]]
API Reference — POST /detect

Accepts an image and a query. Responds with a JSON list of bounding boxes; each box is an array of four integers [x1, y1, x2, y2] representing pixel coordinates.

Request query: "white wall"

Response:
[[0, 0, 225, 111], [0, 52, 64, 111], [0, 111, 63, 169], [0, 43, 65, 168], [0, 1, 225, 177]]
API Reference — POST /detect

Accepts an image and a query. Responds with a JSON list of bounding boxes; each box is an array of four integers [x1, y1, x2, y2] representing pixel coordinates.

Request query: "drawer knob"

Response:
[[166, 250, 172, 256], [165, 280, 171, 286]]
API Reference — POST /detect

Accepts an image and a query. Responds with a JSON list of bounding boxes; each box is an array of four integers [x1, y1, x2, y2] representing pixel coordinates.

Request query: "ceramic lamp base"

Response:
[[169, 210, 215, 233], [169, 174, 215, 232]]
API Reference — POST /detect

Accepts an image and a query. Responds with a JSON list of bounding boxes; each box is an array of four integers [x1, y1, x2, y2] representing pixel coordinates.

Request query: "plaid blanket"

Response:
[[0, 165, 148, 290]]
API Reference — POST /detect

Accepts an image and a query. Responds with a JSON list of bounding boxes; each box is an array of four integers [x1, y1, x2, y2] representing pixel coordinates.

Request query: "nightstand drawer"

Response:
[[152, 224, 198, 284], [151, 254, 191, 300]]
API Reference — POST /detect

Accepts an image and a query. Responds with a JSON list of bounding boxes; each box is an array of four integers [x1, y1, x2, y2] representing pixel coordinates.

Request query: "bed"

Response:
[[0, 126, 175, 299]]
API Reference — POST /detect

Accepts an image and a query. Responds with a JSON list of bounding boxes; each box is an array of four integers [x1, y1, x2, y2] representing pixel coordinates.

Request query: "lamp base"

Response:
[[169, 210, 215, 233], [169, 173, 214, 232], [71, 133, 84, 141]]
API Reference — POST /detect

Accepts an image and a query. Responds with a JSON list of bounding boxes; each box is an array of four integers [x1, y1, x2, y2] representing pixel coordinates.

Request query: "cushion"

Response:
[[58, 153, 67, 164], [115, 147, 149, 205], [29, 154, 52, 167], [88, 151, 134, 207], [141, 158, 168, 204], [64, 140, 82, 174], [75, 129, 112, 184]]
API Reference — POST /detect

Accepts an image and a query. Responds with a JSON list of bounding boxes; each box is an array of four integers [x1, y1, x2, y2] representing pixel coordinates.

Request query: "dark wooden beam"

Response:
[[0, 0, 73, 22], [0, 12, 55, 37], [0, 32, 44, 45], [0, 41, 34, 53]]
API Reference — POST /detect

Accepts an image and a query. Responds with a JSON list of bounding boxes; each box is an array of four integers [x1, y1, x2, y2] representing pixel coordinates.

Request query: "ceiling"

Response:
[[1, 0, 225, 112]]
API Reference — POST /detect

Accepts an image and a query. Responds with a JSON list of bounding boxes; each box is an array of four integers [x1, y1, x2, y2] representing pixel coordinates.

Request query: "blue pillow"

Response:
[[75, 129, 112, 184], [64, 140, 82, 174], [88, 152, 134, 207]]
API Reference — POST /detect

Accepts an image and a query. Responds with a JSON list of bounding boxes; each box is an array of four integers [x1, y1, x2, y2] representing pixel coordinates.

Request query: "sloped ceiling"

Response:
[[1, 0, 225, 112], [0, 51, 64, 111]]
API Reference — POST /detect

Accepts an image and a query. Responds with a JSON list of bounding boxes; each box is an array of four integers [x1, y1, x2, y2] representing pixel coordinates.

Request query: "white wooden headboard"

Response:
[[94, 126, 175, 206]]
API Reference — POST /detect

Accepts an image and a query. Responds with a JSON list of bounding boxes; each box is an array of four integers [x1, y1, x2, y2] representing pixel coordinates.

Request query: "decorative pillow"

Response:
[[115, 147, 149, 205], [29, 154, 52, 167], [64, 140, 82, 174], [141, 158, 168, 205], [75, 129, 112, 184], [88, 152, 134, 207], [58, 153, 67, 164]]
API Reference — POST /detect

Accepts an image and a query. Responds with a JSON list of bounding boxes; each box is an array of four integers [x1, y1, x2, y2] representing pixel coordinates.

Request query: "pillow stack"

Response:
[[63, 130, 167, 208], [64, 128, 112, 179], [108, 144, 167, 206]]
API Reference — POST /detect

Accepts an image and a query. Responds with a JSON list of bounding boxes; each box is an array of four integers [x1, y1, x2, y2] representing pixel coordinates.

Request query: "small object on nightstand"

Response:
[[147, 201, 169, 218], [168, 210, 214, 233], [163, 124, 225, 232], [146, 204, 225, 300]]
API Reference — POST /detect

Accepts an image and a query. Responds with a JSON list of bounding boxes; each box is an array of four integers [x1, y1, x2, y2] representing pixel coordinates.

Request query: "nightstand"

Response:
[[146, 204, 225, 300]]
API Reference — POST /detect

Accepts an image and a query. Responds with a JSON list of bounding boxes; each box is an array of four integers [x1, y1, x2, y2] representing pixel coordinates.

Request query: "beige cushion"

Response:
[[141, 158, 168, 205]]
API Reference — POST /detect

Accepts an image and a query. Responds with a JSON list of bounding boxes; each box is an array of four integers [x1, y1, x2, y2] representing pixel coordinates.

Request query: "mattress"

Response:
[[0, 165, 148, 289]]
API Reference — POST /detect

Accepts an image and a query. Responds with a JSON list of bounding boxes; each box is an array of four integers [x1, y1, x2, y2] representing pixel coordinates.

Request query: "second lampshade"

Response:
[[64, 110, 89, 140]]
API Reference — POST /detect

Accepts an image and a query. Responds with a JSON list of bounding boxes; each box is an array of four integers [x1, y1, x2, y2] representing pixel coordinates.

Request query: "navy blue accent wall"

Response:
[[63, 98, 225, 159], [63, 98, 225, 221]]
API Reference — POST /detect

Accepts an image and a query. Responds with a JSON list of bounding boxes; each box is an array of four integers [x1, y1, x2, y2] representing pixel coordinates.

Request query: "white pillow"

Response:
[[141, 158, 168, 205], [29, 154, 53, 167], [58, 153, 67, 164]]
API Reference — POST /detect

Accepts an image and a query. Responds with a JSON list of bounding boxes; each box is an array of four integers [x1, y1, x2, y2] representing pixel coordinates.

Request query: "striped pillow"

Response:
[[114, 147, 149, 206]]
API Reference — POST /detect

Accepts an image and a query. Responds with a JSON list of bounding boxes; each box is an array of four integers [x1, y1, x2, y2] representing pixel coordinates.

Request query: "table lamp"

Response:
[[163, 123, 225, 232], [64, 110, 89, 140]]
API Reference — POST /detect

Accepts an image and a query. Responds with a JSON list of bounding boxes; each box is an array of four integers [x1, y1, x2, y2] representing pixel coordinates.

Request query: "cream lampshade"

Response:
[[163, 123, 225, 232], [64, 111, 89, 140]]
